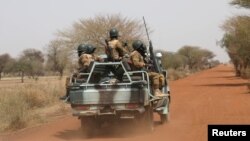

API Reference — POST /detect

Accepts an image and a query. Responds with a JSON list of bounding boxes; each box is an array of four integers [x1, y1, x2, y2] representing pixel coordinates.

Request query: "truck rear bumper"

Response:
[[72, 107, 145, 117]]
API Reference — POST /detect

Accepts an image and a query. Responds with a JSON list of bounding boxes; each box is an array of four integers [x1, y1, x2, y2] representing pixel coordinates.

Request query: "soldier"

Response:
[[105, 28, 128, 61], [104, 28, 129, 82], [77, 44, 103, 73], [60, 44, 101, 100], [130, 40, 166, 97]]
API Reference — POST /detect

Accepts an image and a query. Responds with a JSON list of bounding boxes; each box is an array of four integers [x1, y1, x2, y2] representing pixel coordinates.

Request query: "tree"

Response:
[[0, 53, 11, 80], [56, 14, 146, 54], [197, 49, 215, 69], [220, 1, 250, 77], [161, 51, 187, 70], [220, 16, 250, 76], [177, 46, 215, 70], [46, 39, 70, 78], [231, 0, 250, 8], [209, 60, 221, 68], [177, 46, 200, 70], [16, 49, 45, 82]]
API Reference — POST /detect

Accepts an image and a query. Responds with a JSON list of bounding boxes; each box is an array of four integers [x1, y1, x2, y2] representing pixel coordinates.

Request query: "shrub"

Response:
[[0, 93, 29, 131], [167, 69, 187, 80], [241, 68, 250, 79], [0, 77, 66, 132]]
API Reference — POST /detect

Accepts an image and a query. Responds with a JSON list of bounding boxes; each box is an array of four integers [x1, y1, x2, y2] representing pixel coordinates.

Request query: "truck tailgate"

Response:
[[69, 88, 147, 105]]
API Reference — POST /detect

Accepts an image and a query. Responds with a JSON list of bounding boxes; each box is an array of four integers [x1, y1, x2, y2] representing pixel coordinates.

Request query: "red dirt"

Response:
[[1, 65, 250, 141]]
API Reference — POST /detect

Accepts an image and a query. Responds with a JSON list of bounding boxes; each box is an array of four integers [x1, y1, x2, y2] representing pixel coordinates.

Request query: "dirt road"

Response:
[[1, 65, 250, 141]]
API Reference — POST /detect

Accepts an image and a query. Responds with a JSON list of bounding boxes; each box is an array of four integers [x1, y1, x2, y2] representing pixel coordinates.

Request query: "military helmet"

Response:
[[132, 40, 145, 51], [132, 40, 147, 56], [77, 44, 96, 57], [109, 28, 119, 38]]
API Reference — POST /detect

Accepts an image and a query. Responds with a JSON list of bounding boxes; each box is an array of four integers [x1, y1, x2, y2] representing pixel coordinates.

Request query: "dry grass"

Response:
[[0, 93, 29, 131], [167, 69, 188, 81], [0, 76, 68, 132]]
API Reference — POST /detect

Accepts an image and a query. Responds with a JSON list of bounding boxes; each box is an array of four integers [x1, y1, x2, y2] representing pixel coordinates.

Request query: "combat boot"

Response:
[[60, 88, 70, 102], [154, 89, 167, 97]]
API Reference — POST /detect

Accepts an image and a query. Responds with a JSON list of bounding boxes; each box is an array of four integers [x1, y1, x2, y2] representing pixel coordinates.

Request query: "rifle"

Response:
[[104, 39, 113, 61], [143, 16, 162, 73]]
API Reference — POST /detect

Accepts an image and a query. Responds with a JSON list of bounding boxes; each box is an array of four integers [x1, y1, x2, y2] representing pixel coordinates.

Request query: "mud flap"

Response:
[[154, 97, 169, 124], [154, 97, 167, 109], [153, 96, 170, 115]]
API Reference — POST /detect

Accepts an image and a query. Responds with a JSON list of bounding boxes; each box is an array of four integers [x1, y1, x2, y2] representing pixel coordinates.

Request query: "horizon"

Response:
[[0, 0, 249, 63]]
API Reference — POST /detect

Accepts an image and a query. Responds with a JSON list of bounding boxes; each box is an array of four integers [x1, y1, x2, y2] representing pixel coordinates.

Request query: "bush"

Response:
[[0, 77, 66, 132], [167, 69, 187, 80], [241, 68, 250, 79], [22, 88, 47, 108], [0, 93, 29, 131]]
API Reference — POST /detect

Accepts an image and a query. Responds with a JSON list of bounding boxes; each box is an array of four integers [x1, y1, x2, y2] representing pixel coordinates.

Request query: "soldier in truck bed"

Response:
[[77, 44, 103, 73], [130, 40, 166, 97], [105, 28, 128, 61], [60, 44, 102, 100], [104, 28, 129, 83]]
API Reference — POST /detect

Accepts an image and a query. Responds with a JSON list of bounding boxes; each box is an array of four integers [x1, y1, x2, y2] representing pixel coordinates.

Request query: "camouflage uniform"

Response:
[[105, 39, 128, 82], [78, 54, 101, 73], [106, 39, 128, 61], [106, 28, 128, 61], [130, 50, 165, 96], [104, 28, 129, 82], [61, 44, 100, 100]]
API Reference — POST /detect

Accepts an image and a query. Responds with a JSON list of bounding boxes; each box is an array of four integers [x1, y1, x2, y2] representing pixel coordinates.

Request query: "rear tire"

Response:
[[160, 114, 168, 124], [140, 106, 154, 132], [80, 117, 98, 138], [160, 96, 170, 124]]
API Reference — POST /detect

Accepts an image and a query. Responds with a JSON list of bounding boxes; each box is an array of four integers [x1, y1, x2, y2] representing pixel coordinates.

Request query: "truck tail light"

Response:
[[74, 105, 90, 110], [125, 104, 139, 109]]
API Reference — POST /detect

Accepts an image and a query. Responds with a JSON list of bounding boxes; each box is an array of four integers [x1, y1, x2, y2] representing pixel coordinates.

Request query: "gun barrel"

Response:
[[143, 16, 150, 42], [143, 17, 162, 73]]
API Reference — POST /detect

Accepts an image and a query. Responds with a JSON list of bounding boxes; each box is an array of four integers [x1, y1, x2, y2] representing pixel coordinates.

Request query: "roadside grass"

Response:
[[167, 68, 189, 81], [0, 76, 67, 132], [0, 92, 29, 131]]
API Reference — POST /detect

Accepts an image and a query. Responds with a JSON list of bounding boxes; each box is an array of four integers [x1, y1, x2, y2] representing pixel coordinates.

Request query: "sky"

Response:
[[0, 0, 249, 62]]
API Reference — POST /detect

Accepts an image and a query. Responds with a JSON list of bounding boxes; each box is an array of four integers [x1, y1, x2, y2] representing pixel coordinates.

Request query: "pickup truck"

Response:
[[65, 54, 170, 137]]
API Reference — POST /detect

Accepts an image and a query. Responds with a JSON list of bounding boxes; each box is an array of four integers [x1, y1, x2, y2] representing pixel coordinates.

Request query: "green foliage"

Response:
[[161, 51, 186, 70], [0, 54, 12, 80], [209, 60, 221, 68], [19, 49, 44, 79], [231, 0, 250, 8], [221, 16, 250, 76], [160, 46, 216, 82], [3, 49, 45, 82], [177, 46, 215, 70]]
